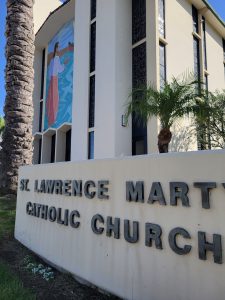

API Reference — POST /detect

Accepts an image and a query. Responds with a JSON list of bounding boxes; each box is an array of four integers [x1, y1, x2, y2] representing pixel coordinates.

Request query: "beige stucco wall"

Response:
[[166, 0, 194, 79], [33, 0, 61, 34], [160, 0, 224, 152], [15, 150, 225, 300], [158, 0, 198, 152], [206, 22, 225, 91]]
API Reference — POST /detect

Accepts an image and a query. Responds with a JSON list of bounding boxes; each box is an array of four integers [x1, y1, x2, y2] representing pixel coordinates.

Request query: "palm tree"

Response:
[[1, 0, 34, 194], [125, 76, 199, 153]]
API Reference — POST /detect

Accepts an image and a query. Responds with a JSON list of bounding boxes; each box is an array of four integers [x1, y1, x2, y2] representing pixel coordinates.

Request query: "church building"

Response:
[[32, 0, 225, 164]]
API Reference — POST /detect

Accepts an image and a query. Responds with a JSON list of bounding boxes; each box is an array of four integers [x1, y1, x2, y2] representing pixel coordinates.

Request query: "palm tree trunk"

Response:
[[157, 128, 172, 153], [1, 0, 34, 194]]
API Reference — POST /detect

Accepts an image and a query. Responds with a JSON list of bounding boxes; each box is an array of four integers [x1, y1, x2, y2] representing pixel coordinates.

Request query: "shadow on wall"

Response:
[[169, 119, 197, 152], [176, 0, 192, 18]]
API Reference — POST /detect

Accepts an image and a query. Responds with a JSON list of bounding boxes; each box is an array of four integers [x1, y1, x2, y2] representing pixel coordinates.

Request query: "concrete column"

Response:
[[146, 0, 159, 153], [95, 0, 132, 159], [71, 0, 91, 161], [114, 0, 132, 158]]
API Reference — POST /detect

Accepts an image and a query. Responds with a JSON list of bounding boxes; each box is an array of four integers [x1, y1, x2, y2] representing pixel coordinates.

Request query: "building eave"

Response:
[[190, 0, 225, 38], [35, 0, 71, 37], [202, 0, 225, 29], [35, 0, 75, 49]]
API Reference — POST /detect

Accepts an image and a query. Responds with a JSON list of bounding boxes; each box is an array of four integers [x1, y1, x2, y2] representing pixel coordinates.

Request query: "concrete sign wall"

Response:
[[15, 151, 225, 300]]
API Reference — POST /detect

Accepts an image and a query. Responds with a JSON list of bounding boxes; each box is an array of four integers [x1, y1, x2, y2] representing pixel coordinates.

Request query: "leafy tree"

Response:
[[125, 76, 199, 153], [0, 117, 5, 135], [196, 90, 225, 149], [1, 0, 34, 194]]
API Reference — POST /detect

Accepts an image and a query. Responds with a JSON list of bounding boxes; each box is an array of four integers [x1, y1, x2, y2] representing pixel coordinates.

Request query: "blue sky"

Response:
[[0, 0, 224, 117]]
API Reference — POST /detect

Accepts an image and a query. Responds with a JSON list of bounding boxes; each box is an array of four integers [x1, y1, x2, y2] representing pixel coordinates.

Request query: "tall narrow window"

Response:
[[88, 0, 97, 159], [132, 0, 146, 45], [158, 0, 165, 38], [132, 0, 147, 156], [193, 36, 201, 90], [50, 134, 56, 163], [39, 101, 43, 132], [204, 74, 208, 94], [88, 131, 94, 159], [223, 39, 225, 78], [202, 17, 207, 70], [40, 48, 45, 100], [38, 139, 42, 164], [192, 6, 204, 150], [159, 42, 166, 89], [65, 129, 71, 161], [192, 5, 199, 33], [223, 39, 225, 61], [91, 0, 96, 20], [39, 48, 45, 134], [89, 75, 95, 128], [90, 22, 96, 73]]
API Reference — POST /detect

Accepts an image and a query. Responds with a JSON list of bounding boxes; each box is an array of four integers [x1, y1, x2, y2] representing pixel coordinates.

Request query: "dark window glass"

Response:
[[158, 0, 165, 38], [50, 134, 56, 163], [38, 139, 42, 164], [39, 101, 43, 132], [223, 39, 225, 61], [193, 36, 201, 91], [134, 139, 146, 156], [132, 42, 147, 155], [192, 5, 199, 33], [91, 0, 96, 20], [159, 42, 166, 89], [204, 74, 208, 93], [89, 75, 95, 128], [202, 17, 207, 70], [40, 48, 45, 99], [90, 22, 96, 73], [65, 129, 71, 161], [88, 131, 94, 159], [132, 0, 146, 44], [132, 43, 147, 88]]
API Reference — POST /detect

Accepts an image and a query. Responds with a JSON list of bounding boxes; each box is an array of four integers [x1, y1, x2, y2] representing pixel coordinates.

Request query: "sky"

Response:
[[0, 0, 224, 117]]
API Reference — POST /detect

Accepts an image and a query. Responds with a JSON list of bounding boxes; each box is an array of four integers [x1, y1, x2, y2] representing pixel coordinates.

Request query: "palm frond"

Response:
[[125, 74, 201, 130]]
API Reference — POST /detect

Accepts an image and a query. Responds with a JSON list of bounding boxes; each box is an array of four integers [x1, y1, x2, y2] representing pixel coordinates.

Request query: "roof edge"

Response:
[[202, 0, 225, 29], [35, 0, 71, 36]]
